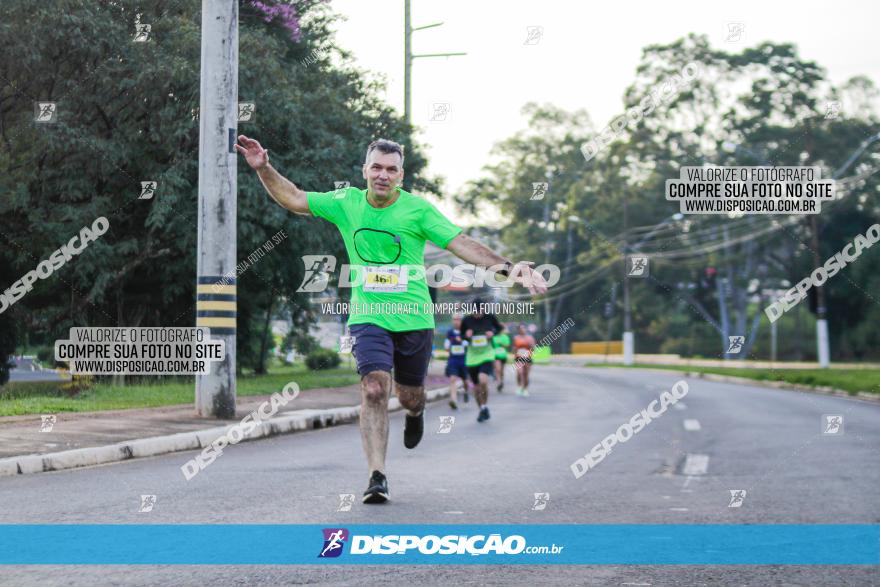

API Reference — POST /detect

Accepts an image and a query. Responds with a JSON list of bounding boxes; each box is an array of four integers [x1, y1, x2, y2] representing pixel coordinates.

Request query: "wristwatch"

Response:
[[497, 261, 514, 277]]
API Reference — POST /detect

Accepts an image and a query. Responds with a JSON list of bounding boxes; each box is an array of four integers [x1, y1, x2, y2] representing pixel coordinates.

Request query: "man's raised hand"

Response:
[[511, 261, 549, 296], [234, 135, 269, 170]]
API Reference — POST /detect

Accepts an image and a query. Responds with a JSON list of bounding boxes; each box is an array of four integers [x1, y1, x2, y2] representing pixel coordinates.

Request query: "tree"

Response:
[[0, 0, 438, 376], [455, 34, 880, 360]]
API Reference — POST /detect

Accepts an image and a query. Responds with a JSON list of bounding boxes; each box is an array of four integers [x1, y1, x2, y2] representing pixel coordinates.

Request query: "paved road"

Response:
[[1, 366, 878, 585], [7, 360, 68, 382]]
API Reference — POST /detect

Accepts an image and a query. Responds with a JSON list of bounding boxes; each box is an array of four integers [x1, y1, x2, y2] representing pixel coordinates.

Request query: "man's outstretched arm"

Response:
[[445, 233, 548, 295], [446, 233, 508, 267], [234, 135, 310, 215]]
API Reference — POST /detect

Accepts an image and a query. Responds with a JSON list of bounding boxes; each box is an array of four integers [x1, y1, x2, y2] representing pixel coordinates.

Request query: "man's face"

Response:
[[362, 150, 403, 199], [452, 316, 462, 329]]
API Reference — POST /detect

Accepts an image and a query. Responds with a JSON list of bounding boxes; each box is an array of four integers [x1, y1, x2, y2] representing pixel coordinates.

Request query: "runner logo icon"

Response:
[[337, 494, 355, 512], [627, 256, 649, 277], [728, 490, 746, 508], [727, 336, 745, 354], [530, 182, 548, 200], [822, 414, 844, 435], [40, 414, 56, 432], [436, 416, 455, 434], [297, 255, 337, 293], [532, 492, 550, 511], [319, 528, 349, 558]]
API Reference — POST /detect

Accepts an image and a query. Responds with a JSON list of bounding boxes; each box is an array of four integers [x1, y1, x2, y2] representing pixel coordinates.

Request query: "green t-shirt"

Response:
[[307, 187, 462, 332], [460, 314, 501, 367], [493, 332, 511, 359]]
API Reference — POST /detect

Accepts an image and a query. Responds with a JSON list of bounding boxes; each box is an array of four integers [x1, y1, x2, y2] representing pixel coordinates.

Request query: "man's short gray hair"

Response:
[[365, 139, 405, 166]]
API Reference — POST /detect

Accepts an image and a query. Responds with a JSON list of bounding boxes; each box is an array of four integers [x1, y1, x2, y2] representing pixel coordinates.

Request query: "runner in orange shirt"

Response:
[[513, 324, 537, 397]]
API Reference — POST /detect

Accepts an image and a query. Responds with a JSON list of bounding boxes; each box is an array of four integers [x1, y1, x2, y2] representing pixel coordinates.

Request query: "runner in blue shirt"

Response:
[[443, 313, 470, 409]]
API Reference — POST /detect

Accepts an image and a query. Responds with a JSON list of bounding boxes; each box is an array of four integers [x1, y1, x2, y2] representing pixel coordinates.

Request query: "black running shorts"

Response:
[[467, 360, 494, 385], [350, 323, 434, 386]]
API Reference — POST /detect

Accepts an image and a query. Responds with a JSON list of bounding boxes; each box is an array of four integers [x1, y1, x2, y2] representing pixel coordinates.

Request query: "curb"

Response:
[[607, 367, 880, 402], [0, 386, 449, 477]]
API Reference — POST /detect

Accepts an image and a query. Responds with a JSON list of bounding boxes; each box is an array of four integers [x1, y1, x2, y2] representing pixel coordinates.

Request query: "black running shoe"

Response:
[[363, 470, 389, 504], [403, 411, 424, 449], [449, 400, 458, 410], [477, 406, 490, 422], [463, 390, 469, 403], [497, 382, 504, 393]]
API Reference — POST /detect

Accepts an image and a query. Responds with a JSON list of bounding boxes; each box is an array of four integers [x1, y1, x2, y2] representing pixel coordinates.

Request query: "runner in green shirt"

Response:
[[461, 301, 502, 422], [306, 185, 459, 332], [492, 326, 512, 393], [235, 135, 548, 504]]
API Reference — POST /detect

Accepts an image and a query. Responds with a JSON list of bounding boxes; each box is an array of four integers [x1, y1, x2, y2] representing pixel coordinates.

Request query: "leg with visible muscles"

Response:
[[476, 371, 490, 406], [360, 370, 391, 474], [395, 381, 426, 415]]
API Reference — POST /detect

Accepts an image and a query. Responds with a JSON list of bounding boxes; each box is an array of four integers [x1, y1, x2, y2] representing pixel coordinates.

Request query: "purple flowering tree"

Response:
[[247, 0, 302, 42]]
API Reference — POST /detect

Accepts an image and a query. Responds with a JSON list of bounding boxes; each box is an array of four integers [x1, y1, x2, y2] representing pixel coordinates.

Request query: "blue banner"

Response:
[[0, 525, 876, 565]]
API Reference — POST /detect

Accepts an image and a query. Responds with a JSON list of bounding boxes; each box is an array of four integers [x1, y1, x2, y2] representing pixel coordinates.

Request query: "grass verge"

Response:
[[589, 364, 880, 395], [0, 364, 360, 416]]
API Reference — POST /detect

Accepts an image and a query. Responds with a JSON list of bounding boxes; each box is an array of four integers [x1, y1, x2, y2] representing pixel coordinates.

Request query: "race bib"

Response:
[[450, 345, 465, 355], [363, 266, 407, 293], [472, 335, 488, 347], [516, 348, 530, 358]]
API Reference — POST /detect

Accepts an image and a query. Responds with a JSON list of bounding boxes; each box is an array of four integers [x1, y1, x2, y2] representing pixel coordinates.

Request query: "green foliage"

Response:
[[292, 333, 320, 355], [305, 348, 341, 371], [458, 34, 879, 360], [60, 373, 94, 396], [1, 374, 93, 398], [0, 380, 70, 400], [0, 0, 436, 372], [34, 347, 53, 364], [0, 314, 14, 386], [0, 256, 18, 385]]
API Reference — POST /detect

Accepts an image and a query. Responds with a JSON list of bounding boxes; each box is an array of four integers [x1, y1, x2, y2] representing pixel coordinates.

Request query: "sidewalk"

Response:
[[0, 372, 449, 465]]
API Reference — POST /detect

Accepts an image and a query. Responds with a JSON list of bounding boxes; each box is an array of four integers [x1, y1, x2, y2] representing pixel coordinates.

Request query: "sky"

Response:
[[327, 0, 880, 218]]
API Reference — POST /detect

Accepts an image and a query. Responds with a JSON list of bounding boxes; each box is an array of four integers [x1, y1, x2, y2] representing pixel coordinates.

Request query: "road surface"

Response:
[[1, 366, 878, 585], [7, 356, 69, 382]]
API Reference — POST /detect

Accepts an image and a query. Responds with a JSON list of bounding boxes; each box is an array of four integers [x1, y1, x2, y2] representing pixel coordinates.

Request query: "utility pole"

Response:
[[603, 283, 618, 362], [771, 319, 778, 363], [809, 215, 830, 367], [803, 129, 830, 369], [552, 213, 581, 343], [195, 0, 238, 418], [403, 0, 465, 124], [813, 131, 880, 368], [719, 225, 733, 360], [621, 209, 683, 366], [541, 171, 553, 334], [723, 134, 878, 368], [403, 1, 465, 304], [622, 192, 633, 365], [404, 0, 412, 122]]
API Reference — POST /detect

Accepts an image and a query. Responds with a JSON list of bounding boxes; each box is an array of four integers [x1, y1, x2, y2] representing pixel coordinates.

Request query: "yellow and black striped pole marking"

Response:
[[196, 276, 236, 335]]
